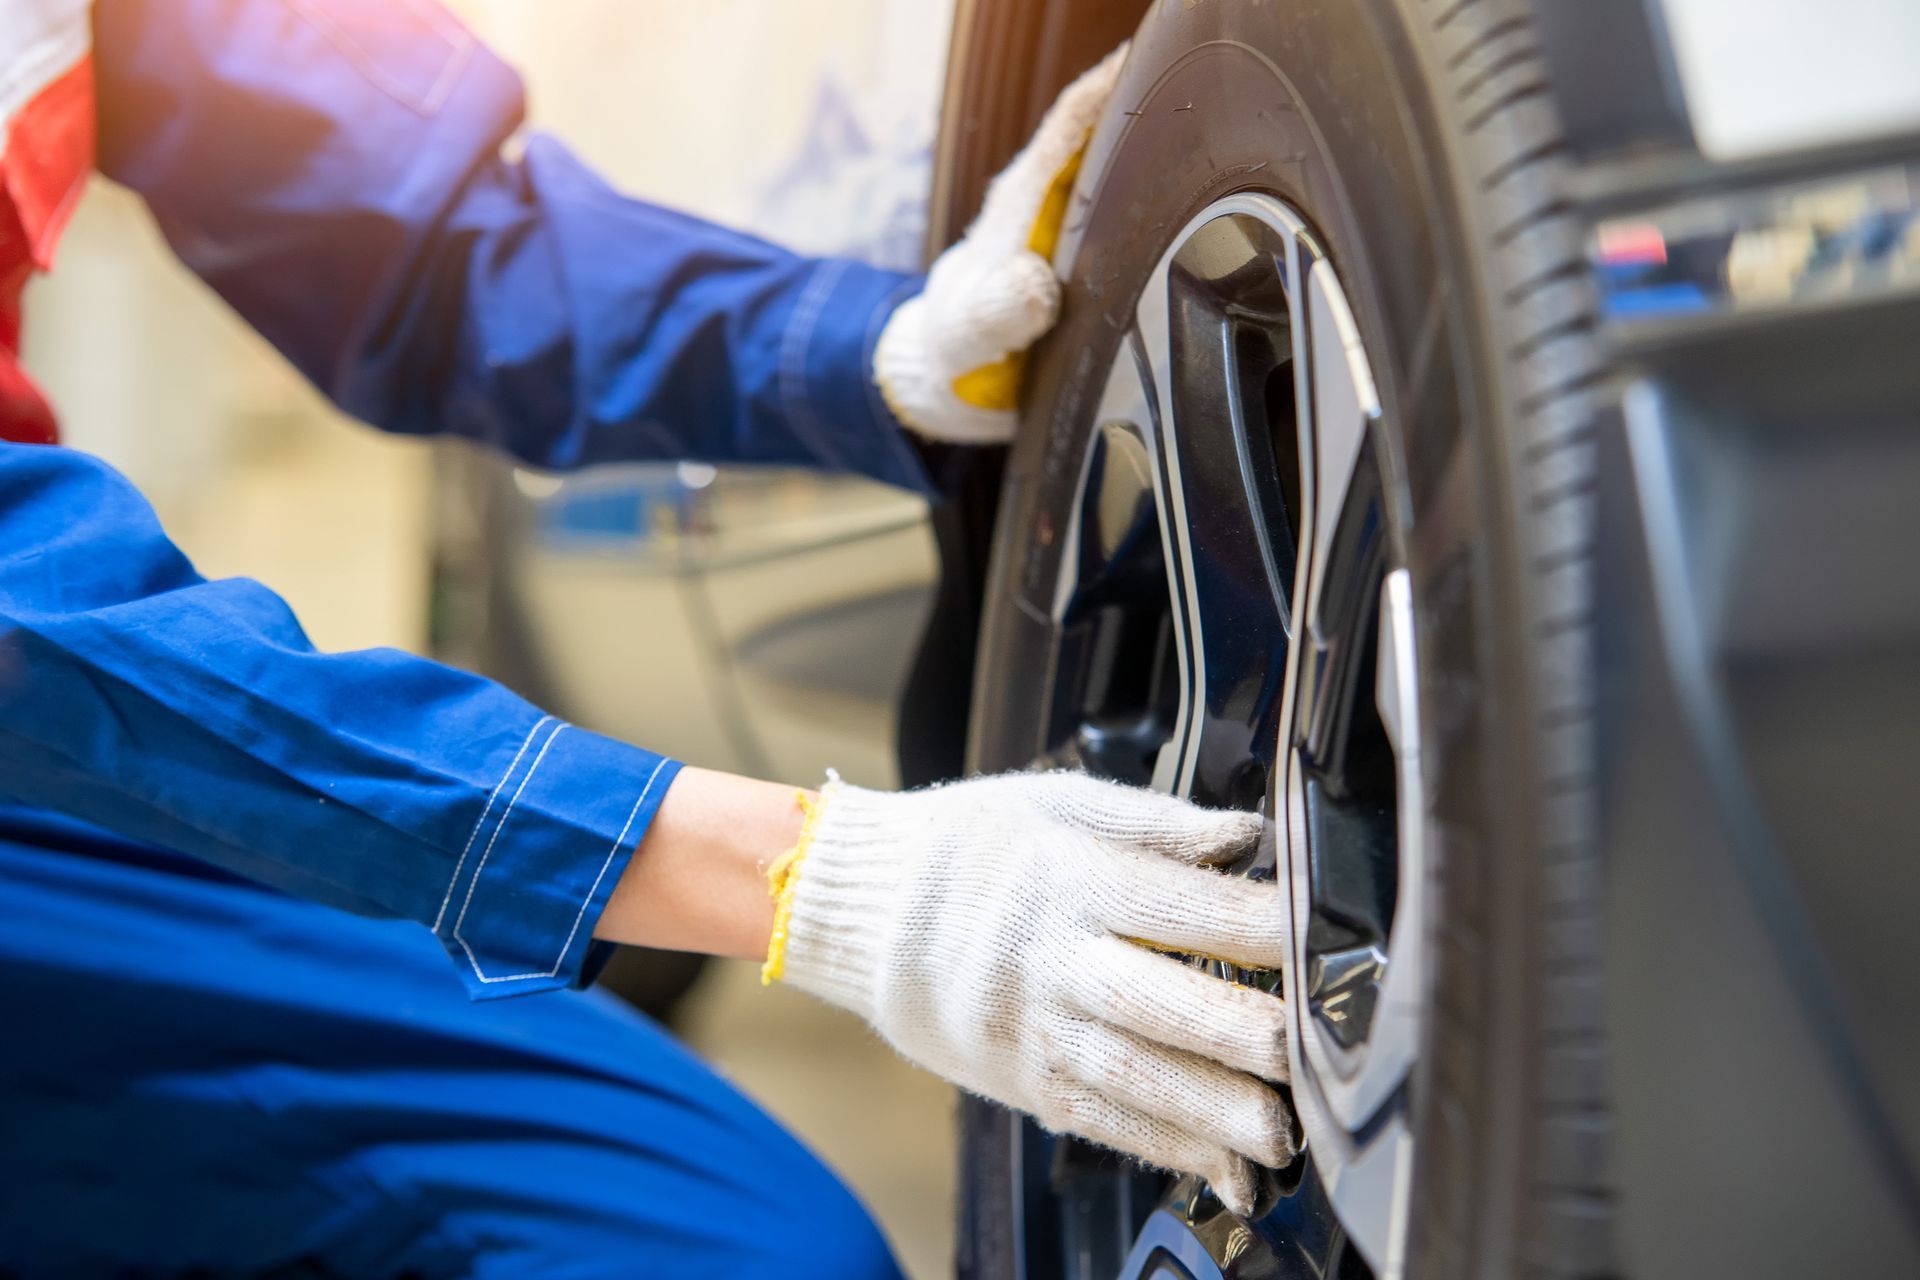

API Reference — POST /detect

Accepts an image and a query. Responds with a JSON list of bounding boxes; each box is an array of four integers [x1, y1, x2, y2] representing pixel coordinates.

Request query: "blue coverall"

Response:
[[0, 2, 930, 1275]]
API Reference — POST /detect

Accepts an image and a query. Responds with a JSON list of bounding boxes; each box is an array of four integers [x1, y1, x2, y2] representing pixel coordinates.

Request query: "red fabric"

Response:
[[0, 54, 96, 445]]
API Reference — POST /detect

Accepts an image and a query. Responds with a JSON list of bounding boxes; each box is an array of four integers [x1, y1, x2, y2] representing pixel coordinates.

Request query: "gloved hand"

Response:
[[763, 770, 1294, 1215], [873, 45, 1127, 444]]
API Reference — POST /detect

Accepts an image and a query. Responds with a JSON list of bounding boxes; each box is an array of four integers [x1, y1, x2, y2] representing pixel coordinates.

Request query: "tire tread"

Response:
[[1410, 0, 1614, 1276]]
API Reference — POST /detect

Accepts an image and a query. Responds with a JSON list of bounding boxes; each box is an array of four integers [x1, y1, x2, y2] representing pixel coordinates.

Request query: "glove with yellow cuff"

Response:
[[874, 45, 1126, 444], [760, 769, 1295, 1218]]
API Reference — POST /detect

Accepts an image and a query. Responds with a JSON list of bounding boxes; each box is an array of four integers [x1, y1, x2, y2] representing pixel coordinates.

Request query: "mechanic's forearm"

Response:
[[596, 767, 806, 961], [95, 0, 934, 494], [0, 442, 695, 1001]]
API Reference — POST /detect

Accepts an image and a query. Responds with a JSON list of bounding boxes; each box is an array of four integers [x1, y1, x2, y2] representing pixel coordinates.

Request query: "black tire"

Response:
[[961, 1, 1607, 1276]]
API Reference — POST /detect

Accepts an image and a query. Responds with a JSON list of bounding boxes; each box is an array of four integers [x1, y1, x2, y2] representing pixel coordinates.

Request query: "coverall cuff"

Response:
[[787, 258, 931, 494], [430, 719, 683, 1000]]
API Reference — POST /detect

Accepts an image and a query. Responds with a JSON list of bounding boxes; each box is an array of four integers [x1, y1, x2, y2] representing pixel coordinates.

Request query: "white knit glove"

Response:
[[873, 45, 1127, 444], [763, 771, 1294, 1215]]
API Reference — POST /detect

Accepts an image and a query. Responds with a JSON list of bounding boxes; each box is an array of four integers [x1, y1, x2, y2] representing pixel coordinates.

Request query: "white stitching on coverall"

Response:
[[462, 756, 675, 984], [432, 715, 552, 933], [454, 753, 672, 984], [449, 721, 565, 975]]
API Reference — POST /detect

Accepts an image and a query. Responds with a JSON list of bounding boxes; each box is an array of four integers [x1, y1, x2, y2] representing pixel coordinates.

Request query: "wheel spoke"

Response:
[[1137, 197, 1307, 809], [1303, 259, 1382, 620], [1286, 262, 1402, 1098]]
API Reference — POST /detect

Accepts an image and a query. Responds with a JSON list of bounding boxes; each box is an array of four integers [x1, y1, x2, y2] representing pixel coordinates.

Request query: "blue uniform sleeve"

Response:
[[0, 441, 682, 999], [91, 0, 932, 491]]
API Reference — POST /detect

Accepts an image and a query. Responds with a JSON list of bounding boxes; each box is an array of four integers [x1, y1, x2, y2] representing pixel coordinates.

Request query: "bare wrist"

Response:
[[596, 766, 809, 960]]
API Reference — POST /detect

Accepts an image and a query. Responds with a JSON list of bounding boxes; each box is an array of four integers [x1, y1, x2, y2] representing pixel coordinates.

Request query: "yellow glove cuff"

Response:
[[760, 785, 829, 986], [947, 137, 1092, 413]]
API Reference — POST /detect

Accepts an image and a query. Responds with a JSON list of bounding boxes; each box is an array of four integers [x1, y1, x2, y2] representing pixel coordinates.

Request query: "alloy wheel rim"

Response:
[[1042, 192, 1425, 1279]]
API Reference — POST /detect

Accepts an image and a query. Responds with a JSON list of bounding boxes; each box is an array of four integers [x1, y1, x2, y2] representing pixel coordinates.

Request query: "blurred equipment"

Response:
[[432, 455, 934, 790]]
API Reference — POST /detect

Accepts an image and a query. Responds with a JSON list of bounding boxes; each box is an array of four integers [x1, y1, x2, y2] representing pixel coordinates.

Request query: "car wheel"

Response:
[[960, 1, 1606, 1277]]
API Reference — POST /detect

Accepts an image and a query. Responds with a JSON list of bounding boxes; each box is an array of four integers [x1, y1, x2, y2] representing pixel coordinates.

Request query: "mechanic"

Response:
[[0, 3, 1295, 1275]]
